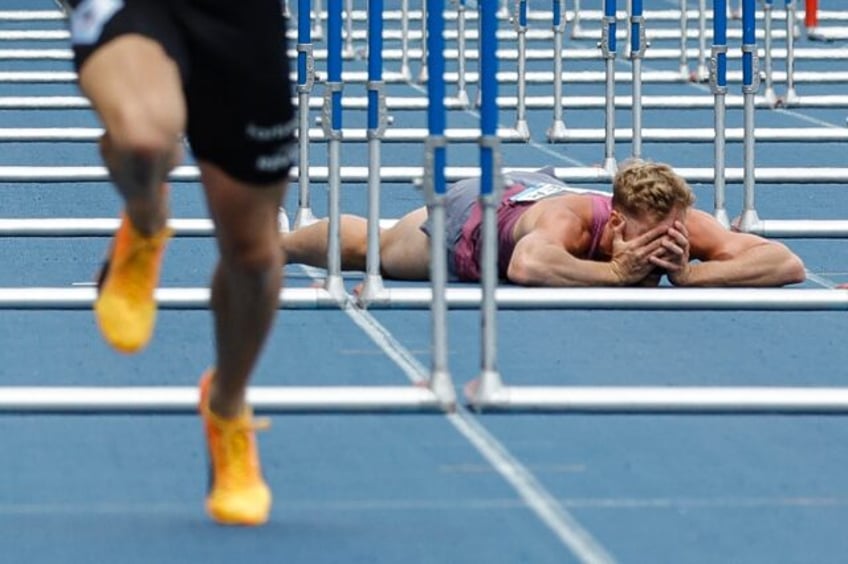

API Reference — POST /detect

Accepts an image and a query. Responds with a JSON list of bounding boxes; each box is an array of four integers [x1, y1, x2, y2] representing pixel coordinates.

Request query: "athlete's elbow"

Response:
[[781, 253, 806, 285], [506, 253, 542, 286]]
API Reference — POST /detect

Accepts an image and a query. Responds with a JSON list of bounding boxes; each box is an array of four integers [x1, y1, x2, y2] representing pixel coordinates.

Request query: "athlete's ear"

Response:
[[608, 209, 625, 229]]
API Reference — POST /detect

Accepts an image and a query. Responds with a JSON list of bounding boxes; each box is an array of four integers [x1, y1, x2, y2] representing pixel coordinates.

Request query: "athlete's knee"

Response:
[[221, 230, 283, 278], [339, 215, 369, 264], [101, 101, 184, 166]]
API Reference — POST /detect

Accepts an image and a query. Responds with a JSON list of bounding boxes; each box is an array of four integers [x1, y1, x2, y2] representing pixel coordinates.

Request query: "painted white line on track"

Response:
[[299, 266, 615, 563]]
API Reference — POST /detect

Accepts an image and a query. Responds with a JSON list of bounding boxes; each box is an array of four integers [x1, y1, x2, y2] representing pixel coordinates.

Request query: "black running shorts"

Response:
[[66, 0, 297, 185]]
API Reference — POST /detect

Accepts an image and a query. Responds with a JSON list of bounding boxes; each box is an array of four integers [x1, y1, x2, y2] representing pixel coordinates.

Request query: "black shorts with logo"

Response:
[[66, 0, 297, 185]]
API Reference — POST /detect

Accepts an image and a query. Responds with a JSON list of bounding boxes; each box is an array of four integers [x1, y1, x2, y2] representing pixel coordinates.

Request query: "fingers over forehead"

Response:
[[633, 224, 668, 244]]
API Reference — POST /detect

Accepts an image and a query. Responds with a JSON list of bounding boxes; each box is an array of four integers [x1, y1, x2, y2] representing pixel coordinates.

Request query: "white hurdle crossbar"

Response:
[[4, 94, 848, 111], [1, 287, 847, 311], [3, 126, 847, 143], [2, 385, 848, 415], [463, 386, 848, 414], [4, 69, 848, 85], [0, 126, 529, 144], [4, 217, 848, 239], [2, 165, 848, 184], [0, 386, 448, 414]]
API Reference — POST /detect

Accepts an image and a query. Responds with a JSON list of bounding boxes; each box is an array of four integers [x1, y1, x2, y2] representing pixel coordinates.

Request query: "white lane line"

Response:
[[299, 266, 615, 563], [805, 271, 839, 288]]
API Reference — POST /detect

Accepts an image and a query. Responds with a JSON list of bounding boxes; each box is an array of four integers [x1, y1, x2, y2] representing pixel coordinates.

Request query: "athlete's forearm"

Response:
[[674, 244, 806, 287], [507, 245, 622, 286]]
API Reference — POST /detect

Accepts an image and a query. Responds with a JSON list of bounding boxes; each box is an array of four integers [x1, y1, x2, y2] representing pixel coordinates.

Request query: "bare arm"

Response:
[[654, 209, 806, 287], [507, 209, 667, 286]]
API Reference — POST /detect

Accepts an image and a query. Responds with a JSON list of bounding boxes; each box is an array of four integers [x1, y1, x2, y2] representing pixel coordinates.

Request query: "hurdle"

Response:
[[727, 0, 848, 238], [444, 2, 848, 413], [312, 0, 458, 404], [806, 0, 848, 40]]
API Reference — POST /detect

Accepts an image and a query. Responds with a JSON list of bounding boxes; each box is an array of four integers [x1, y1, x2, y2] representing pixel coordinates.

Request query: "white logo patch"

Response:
[[70, 0, 124, 45]]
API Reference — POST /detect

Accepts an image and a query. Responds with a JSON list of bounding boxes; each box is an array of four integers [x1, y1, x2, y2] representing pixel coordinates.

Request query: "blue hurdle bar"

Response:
[[711, 0, 730, 227]]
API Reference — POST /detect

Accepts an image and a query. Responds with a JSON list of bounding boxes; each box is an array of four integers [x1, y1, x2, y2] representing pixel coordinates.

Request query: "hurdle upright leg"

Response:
[[805, 0, 819, 37], [344, 0, 356, 57], [323, 0, 346, 298], [763, 0, 778, 106], [470, 0, 505, 406], [513, 0, 530, 139], [679, 0, 690, 79], [696, 0, 709, 81], [784, 0, 800, 105], [711, 0, 730, 227], [359, 0, 389, 301], [601, 0, 618, 173], [295, 0, 318, 228], [424, 0, 456, 405], [454, 0, 470, 107], [419, 0, 429, 82], [737, 0, 761, 231], [313, 0, 324, 38], [547, 0, 568, 141], [400, 0, 412, 79], [630, 0, 646, 161], [571, 0, 583, 39]]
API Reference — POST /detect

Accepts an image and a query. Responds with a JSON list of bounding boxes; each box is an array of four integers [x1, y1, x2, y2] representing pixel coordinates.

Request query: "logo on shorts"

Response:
[[256, 145, 297, 173], [70, 0, 123, 46], [246, 121, 297, 142]]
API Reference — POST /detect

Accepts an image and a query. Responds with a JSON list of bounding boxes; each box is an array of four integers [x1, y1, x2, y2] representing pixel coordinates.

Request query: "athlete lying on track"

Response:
[[281, 160, 806, 287]]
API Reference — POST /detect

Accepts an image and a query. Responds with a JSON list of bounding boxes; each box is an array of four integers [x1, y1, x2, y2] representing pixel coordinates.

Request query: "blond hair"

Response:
[[611, 160, 695, 219]]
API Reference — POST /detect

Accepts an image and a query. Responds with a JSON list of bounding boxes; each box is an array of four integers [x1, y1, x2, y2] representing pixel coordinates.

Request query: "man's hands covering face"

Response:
[[649, 220, 691, 286], [609, 222, 668, 285], [609, 220, 692, 286]]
